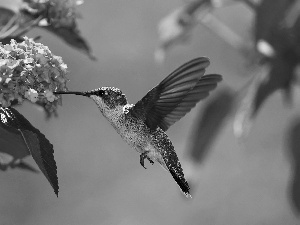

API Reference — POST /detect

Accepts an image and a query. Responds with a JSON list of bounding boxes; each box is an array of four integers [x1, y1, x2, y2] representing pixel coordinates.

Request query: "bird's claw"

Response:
[[148, 158, 154, 165], [140, 152, 154, 169], [140, 152, 147, 169]]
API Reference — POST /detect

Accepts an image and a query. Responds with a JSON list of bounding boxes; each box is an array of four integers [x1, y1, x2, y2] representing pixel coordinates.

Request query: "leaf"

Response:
[[253, 0, 300, 112], [0, 107, 59, 196], [20, 130, 58, 196], [286, 117, 300, 215], [0, 113, 39, 172], [233, 55, 297, 139], [0, 7, 15, 28], [255, 0, 296, 54], [0, 107, 31, 159], [233, 68, 267, 138], [253, 56, 297, 116], [234, 0, 300, 138], [13, 160, 39, 173], [187, 88, 235, 163], [254, 0, 300, 61], [44, 24, 96, 60]]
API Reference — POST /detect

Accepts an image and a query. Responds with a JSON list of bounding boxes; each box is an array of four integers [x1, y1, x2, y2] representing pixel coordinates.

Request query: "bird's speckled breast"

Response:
[[93, 101, 175, 168], [100, 104, 151, 153]]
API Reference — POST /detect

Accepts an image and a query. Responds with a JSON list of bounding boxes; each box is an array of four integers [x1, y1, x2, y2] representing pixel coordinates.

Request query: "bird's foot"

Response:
[[148, 158, 154, 165], [140, 152, 154, 169]]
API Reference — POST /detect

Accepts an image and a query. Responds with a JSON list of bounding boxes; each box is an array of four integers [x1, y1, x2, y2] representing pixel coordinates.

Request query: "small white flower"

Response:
[[26, 88, 39, 103], [257, 39, 275, 57], [5, 78, 11, 84], [0, 113, 7, 123], [44, 90, 56, 102]]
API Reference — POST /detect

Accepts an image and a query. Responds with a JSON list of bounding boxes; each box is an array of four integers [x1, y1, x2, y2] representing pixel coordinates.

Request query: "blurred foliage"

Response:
[[0, 0, 95, 59], [187, 88, 235, 163], [158, 0, 300, 214]]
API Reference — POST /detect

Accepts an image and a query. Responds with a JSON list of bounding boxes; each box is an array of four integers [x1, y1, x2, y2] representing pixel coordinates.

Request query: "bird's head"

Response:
[[54, 87, 128, 110], [85, 87, 127, 109]]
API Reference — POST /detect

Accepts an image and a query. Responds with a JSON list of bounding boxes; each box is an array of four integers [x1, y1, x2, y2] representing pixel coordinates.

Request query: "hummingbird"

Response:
[[54, 57, 222, 198]]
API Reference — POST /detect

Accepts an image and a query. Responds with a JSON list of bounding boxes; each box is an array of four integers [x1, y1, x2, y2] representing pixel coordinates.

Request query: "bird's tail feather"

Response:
[[169, 167, 192, 198]]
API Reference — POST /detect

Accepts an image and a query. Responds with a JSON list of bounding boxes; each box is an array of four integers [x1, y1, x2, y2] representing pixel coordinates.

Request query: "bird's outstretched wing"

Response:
[[130, 57, 222, 131]]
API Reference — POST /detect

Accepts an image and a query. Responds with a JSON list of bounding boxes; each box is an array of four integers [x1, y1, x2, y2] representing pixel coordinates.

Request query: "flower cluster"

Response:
[[0, 37, 68, 115], [25, 0, 83, 28]]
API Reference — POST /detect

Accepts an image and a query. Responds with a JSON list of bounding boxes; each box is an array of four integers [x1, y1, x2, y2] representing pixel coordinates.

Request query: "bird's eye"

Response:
[[98, 90, 105, 96]]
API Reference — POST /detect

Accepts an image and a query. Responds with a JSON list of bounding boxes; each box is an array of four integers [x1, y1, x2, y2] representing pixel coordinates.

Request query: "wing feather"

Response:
[[130, 57, 222, 131]]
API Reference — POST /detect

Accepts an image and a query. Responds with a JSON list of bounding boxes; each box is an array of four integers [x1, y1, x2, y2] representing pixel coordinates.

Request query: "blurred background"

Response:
[[1, 0, 300, 224]]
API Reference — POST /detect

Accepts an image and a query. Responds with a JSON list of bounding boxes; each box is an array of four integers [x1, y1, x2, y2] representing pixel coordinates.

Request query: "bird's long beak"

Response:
[[54, 91, 91, 97]]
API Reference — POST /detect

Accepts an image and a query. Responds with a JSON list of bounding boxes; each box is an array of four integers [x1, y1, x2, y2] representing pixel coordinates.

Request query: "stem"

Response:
[[0, 23, 19, 39], [198, 12, 253, 54], [240, 0, 257, 11], [185, 0, 211, 15]]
